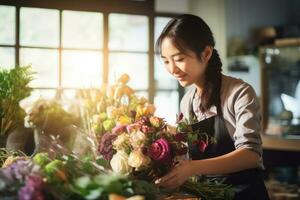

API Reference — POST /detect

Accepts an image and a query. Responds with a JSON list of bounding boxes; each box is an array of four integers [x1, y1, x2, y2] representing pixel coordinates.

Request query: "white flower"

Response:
[[128, 149, 151, 169], [110, 151, 132, 174], [113, 133, 130, 150], [130, 130, 146, 149]]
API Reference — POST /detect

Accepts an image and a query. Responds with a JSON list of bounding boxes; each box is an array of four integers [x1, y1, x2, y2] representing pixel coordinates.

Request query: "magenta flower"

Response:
[[176, 112, 184, 123], [149, 138, 171, 164], [174, 132, 186, 142], [19, 186, 44, 200], [26, 175, 44, 188], [18, 175, 45, 200], [198, 140, 208, 153]]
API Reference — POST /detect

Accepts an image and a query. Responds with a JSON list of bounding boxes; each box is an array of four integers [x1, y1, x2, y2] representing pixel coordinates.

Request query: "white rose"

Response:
[[110, 151, 132, 174], [130, 130, 146, 149], [128, 149, 151, 169], [113, 133, 130, 150]]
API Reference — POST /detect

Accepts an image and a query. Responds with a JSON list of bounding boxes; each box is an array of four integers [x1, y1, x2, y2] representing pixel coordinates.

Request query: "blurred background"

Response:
[[0, 0, 299, 199]]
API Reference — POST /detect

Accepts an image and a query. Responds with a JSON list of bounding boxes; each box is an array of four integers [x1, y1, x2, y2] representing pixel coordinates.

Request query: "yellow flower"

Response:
[[149, 116, 162, 128], [145, 104, 156, 115], [118, 115, 132, 126], [136, 104, 156, 118], [138, 97, 148, 105], [117, 74, 130, 85], [128, 149, 151, 169], [123, 86, 134, 96]]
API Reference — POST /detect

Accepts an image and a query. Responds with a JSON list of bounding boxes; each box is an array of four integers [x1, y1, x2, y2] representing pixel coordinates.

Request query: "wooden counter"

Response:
[[262, 135, 300, 152]]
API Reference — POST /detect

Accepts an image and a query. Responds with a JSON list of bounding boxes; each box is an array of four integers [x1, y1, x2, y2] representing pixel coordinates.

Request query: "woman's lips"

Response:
[[175, 74, 187, 81]]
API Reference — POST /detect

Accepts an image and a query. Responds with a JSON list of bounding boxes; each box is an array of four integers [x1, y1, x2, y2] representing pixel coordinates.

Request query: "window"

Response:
[[109, 14, 149, 97], [154, 17, 180, 124], [0, 2, 181, 124], [0, 5, 15, 68]]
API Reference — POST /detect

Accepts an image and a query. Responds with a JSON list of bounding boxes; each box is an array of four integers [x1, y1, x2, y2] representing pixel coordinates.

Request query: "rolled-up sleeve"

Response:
[[232, 83, 263, 157]]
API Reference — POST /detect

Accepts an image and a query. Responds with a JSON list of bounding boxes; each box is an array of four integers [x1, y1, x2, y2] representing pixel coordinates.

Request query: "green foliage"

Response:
[[181, 180, 235, 200], [0, 148, 26, 167], [72, 174, 156, 200], [0, 65, 34, 136], [27, 99, 77, 134], [33, 152, 51, 167]]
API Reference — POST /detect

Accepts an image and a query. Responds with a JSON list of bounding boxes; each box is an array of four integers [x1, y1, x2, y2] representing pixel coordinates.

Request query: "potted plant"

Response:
[[25, 99, 79, 155], [0, 66, 34, 148]]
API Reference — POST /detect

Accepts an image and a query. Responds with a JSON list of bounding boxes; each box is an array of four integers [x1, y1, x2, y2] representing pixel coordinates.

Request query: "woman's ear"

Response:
[[201, 46, 213, 63]]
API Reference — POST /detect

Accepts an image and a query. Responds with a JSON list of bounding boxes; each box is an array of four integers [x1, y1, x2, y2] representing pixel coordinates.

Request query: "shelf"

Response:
[[262, 135, 300, 152]]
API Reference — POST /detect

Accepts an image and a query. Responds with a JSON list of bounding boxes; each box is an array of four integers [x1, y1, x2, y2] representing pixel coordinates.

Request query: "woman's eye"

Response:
[[164, 61, 169, 64], [175, 58, 184, 62]]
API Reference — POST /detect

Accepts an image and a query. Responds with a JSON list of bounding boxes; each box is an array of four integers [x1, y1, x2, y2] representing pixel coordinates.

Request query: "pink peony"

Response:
[[149, 138, 171, 164]]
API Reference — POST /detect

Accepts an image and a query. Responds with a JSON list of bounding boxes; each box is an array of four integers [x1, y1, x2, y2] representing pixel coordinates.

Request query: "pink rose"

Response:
[[149, 138, 171, 164], [112, 125, 126, 134], [197, 140, 208, 153], [126, 123, 141, 133]]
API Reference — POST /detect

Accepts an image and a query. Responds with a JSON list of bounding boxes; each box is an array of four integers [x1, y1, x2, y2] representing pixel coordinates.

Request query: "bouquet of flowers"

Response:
[[99, 115, 189, 179], [96, 74, 234, 199], [89, 74, 155, 139]]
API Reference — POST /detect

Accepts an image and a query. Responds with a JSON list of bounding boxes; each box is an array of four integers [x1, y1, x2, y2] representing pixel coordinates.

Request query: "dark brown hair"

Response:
[[155, 14, 222, 112]]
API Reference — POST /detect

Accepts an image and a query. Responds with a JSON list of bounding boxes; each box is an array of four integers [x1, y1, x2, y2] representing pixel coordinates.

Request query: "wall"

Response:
[[225, 0, 294, 42], [155, 0, 190, 13], [189, 0, 227, 72]]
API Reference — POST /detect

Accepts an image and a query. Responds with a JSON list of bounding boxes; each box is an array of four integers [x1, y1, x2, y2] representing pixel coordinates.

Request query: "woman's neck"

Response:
[[194, 78, 205, 96]]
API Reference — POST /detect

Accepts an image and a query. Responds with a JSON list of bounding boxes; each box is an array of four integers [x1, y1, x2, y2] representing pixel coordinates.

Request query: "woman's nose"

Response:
[[169, 61, 179, 74]]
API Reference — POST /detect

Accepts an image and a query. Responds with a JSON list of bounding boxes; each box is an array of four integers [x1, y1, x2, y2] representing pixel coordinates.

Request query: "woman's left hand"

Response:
[[155, 160, 194, 189]]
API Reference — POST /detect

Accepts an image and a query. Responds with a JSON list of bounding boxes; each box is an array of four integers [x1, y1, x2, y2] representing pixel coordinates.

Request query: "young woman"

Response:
[[155, 14, 270, 200]]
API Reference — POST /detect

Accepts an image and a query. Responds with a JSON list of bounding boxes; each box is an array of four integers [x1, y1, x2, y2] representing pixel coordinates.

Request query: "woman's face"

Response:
[[161, 37, 207, 87]]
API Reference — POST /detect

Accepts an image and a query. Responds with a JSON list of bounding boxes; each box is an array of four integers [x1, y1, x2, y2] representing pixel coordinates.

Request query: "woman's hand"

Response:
[[155, 160, 194, 189]]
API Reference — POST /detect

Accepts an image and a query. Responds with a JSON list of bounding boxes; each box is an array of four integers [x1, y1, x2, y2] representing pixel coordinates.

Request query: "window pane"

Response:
[[62, 10, 103, 49], [62, 50, 102, 88], [155, 54, 177, 89], [154, 91, 179, 125], [154, 17, 172, 49], [109, 53, 148, 90], [0, 6, 15, 45], [20, 48, 59, 87], [21, 89, 57, 111], [20, 7, 59, 47], [0, 47, 15, 69], [109, 14, 148, 51]]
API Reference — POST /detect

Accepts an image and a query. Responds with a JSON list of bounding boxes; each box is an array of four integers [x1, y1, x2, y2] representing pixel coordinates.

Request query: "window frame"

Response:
[[0, 0, 184, 111]]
